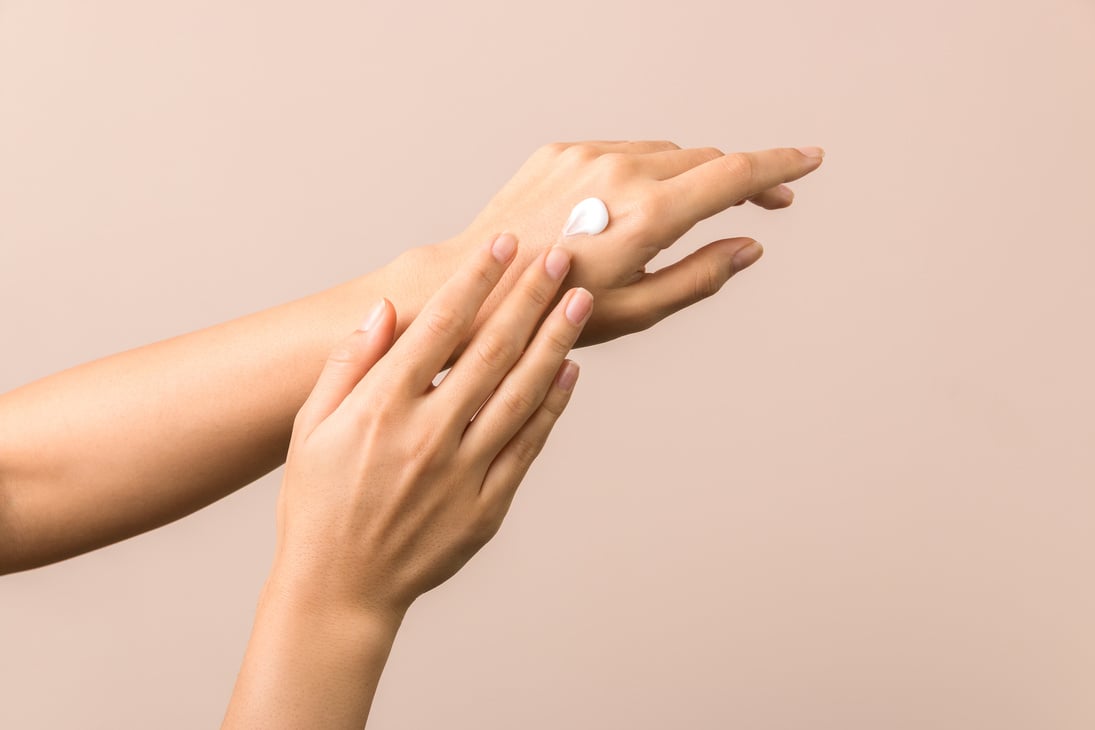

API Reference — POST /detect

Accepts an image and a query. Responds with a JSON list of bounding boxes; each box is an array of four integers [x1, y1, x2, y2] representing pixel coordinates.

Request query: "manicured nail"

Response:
[[555, 360, 580, 392], [491, 232, 517, 263], [731, 241, 764, 272], [564, 288, 593, 325], [544, 245, 571, 280], [359, 299, 387, 331], [795, 146, 825, 160]]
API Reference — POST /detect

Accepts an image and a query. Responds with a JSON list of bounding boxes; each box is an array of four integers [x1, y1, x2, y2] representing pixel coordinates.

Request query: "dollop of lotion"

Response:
[[562, 197, 609, 237]]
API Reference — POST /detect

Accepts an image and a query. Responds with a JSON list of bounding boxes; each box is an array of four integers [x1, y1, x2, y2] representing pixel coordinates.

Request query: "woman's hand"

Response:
[[224, 232, 588, 728], [431, 140, 825, 345], [273, 231, 588, 620]]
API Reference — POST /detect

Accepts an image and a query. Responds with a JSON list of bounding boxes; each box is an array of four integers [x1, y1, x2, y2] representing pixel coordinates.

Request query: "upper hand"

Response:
[[449, 140, 825, 345]]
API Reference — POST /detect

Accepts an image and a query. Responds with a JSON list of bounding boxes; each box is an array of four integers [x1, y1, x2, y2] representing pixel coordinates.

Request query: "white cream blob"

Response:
[[562, 197, 609, 237]]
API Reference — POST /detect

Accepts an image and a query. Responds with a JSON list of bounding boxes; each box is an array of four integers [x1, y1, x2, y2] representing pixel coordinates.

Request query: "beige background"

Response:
[[2, 1, 1093, 728]]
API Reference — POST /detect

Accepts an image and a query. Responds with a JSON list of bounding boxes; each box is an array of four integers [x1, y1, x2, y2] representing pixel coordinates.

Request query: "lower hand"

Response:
[[271, 232, 589, 621]]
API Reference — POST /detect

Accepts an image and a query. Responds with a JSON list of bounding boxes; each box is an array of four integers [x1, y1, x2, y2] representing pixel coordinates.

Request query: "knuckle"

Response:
[[543, 327, 574, 357], [473, 332, 516, 370], [595, 152, 637, 181], [537, 141, 569, 159], [523, 279, 553, 308], [693, 263, 727, 302], [325, 342, 358, 366], [367, 396, 402, 429], [509, 434, 544, 466], [473, 506, 504, 542], [471, 259, 497, 289], [402, 423, 446, 462], [499, 385, 538, 418], [632, 189, 671, 226], [562, 143, 599, 165], [720, 152, 756, 182], [424, 307, 463, 339]]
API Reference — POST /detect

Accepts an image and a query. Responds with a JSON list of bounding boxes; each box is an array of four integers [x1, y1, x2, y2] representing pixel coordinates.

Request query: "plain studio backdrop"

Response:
[[1, 1, 1093, 728]]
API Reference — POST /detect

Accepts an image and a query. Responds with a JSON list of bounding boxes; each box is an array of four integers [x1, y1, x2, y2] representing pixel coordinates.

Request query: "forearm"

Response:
[[222, 564, 404, 729], [0, 242, 450, 573]]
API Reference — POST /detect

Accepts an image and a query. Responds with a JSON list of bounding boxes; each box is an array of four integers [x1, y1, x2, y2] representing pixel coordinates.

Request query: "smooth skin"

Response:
[[0, 141, 824, 574], [222, 233, 590, 728]]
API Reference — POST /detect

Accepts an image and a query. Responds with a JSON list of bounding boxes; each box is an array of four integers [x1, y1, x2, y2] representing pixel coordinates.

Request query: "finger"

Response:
[[635, 146, 724, 179], [462, 287, 592, 458], [746, 184, 795, 210], [579, 139, 681, 154], [377, 232, 518, 395], [663, 146, 824, 227], [293, 299, 396, 436], [478, 359, 579, 509], [437, 245, 572, 424], [616, 237, 762, 331]]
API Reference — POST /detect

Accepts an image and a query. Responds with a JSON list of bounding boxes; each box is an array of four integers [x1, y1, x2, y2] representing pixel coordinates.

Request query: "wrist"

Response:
[[262, 558, 408, 641], [225, 564, 404, 728], [382, 239, 460, 337]]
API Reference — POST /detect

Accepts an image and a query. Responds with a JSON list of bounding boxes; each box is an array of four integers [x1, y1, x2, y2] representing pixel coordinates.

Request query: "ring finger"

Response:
[[461, 287, 593, 458]]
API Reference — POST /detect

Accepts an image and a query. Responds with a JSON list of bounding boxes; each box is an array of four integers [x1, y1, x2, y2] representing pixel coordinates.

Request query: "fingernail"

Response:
[[544, 245, 571, 280], [564, 287, 593, 325], [555, 360, 580, 392], [731, 241, 764, 272], [491, 232, 517, 263], [777, 184, 794, 201], [359, 299, 387, 331], [795, 146, 825, 160]]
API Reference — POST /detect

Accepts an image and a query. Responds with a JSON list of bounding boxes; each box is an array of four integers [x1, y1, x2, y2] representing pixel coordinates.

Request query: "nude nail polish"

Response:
[[359, 300, 386, 331], [491, 232, 517, 263], [731, 242, 763, 272], [545, 246, 571, 280], [565, 288, 593, 325], [556, 360, 580, 392]]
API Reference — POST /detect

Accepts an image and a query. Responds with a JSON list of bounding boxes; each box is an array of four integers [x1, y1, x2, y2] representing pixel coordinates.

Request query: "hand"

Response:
[[271, 232, 589, 621], [438, 140, 825, 345]]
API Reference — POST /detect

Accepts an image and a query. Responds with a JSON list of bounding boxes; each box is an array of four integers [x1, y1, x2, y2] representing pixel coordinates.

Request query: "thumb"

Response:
[[293, 299, 396, 436], [622, 237, 762, 330]]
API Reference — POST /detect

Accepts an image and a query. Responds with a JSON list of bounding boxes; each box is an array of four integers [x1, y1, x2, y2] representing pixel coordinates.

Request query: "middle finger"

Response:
[[662, 146, 824, 228], [436, 245, 573, 424]]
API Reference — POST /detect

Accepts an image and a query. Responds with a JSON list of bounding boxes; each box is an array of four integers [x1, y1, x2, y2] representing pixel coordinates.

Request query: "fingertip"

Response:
[[554, 359, 580, 393], [564, 287, 594, 326], [359, 298, 390, 332], [795, 146, 825, 162], [490, 232, 518, 264], [730, 240, 764, 272]]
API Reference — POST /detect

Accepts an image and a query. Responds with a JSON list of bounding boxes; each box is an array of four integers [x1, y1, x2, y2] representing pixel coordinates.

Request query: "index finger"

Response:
[[379, 232, 518, 394], [663, 146, 824, 227]]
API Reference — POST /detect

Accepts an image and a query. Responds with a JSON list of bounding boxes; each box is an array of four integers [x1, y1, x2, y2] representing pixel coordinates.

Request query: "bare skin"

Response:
[[223, 234, 590, 728], [0, 140, 824, 574]]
